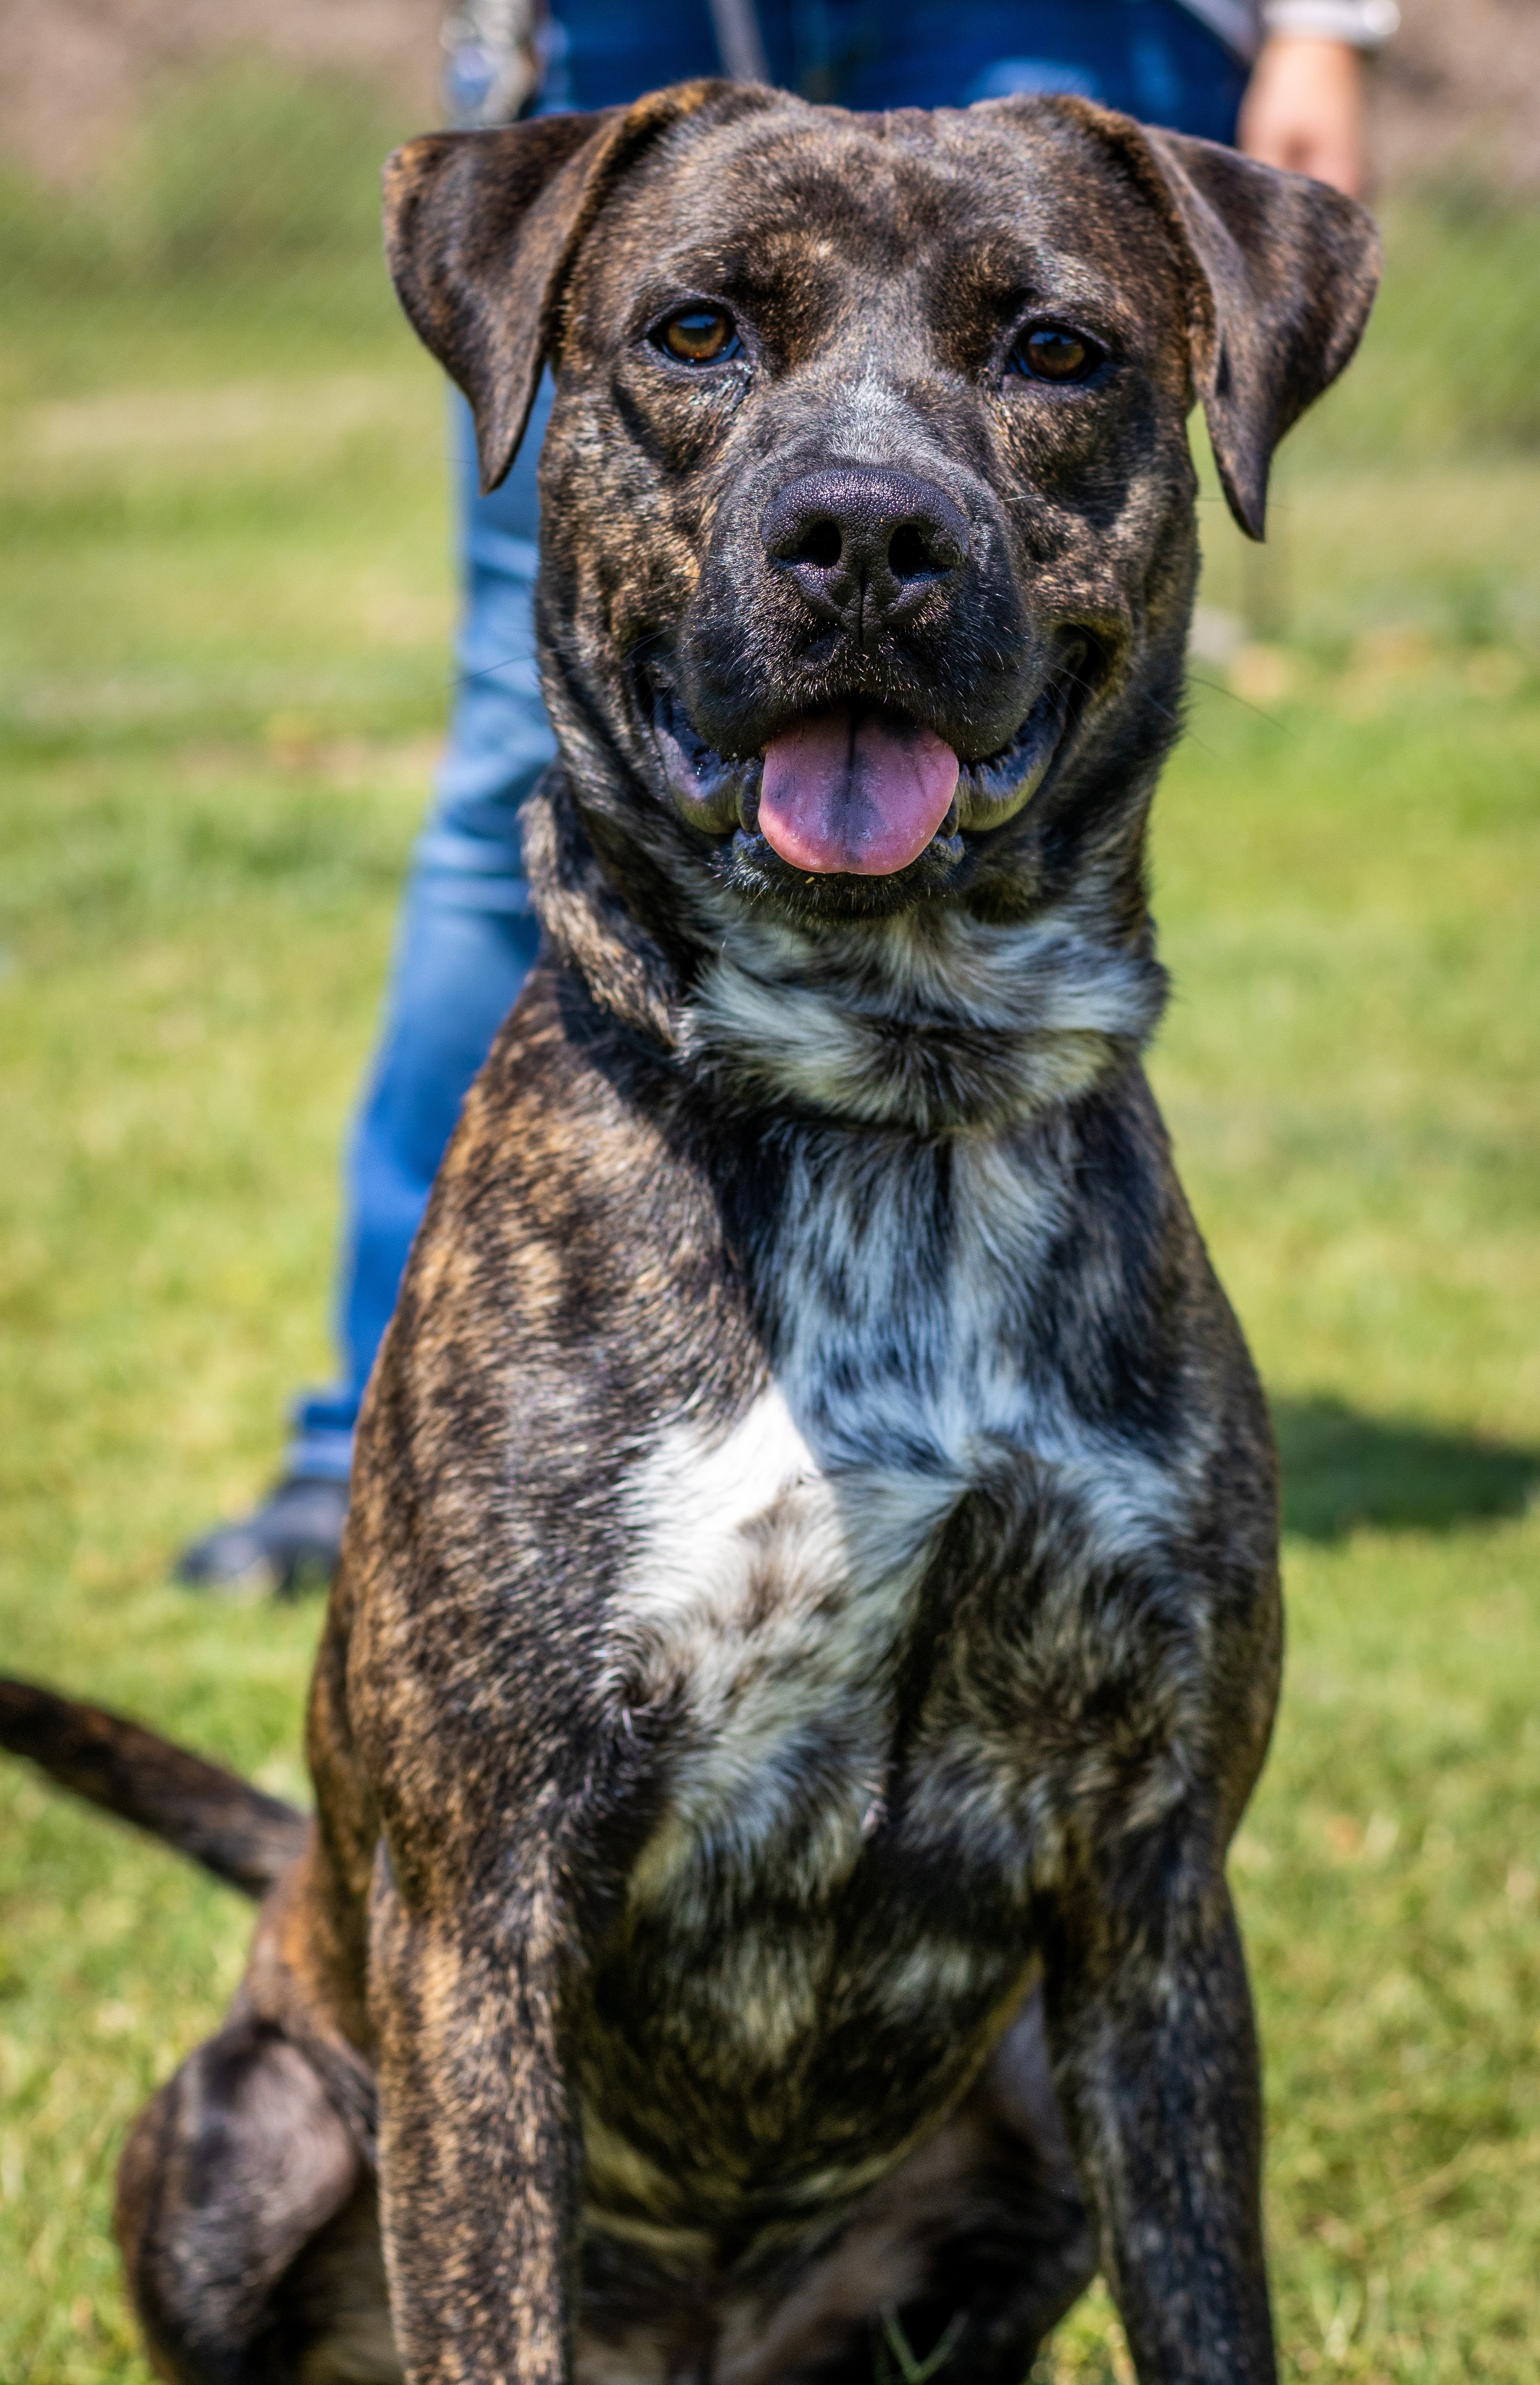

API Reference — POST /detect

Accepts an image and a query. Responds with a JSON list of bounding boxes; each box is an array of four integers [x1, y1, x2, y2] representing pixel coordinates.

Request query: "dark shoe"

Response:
[[176, 1475, 349, 1598]]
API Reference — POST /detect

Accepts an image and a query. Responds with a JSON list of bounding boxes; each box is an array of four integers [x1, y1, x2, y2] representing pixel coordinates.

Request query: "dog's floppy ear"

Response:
[[1052, 101, 1382, 540], [384, 82, 735, 493]]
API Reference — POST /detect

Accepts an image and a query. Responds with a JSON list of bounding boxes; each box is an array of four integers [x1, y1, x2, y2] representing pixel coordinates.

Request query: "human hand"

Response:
[[1238, 36, 1365, 197]]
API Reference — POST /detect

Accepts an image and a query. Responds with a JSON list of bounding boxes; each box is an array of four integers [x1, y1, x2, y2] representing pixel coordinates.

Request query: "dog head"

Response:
[[386, 87, 1377, 1120]]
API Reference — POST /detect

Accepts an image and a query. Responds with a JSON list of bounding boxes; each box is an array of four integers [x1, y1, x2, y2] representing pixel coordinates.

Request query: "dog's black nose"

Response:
[[762, 466, 969, 643]]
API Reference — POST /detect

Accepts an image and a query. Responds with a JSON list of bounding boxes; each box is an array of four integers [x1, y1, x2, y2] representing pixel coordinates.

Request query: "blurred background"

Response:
[[1, 3, 1537, 2380]]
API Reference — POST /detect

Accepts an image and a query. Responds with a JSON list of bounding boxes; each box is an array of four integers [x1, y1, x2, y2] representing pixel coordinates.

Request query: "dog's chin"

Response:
[[643, 646, 1090, 918]]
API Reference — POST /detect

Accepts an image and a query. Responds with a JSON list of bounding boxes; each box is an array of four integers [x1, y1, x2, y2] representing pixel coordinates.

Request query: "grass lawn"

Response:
[[2, 92, 1538, 2384]]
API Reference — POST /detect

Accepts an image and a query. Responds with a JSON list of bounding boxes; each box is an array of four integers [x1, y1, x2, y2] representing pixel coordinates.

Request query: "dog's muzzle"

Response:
[[647, 460, 1095, 884]]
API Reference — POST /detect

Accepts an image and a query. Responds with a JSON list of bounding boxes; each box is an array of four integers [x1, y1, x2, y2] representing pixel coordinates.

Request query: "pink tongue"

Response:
[[758, 706, 960, 876]]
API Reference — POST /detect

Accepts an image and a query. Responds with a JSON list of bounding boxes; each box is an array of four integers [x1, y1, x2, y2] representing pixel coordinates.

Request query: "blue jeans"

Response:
[[288, 1, 1244, 1479], [288, 384, 556, 1479]]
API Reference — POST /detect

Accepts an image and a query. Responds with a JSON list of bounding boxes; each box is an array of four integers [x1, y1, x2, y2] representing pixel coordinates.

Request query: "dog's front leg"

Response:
[[1043, 1861, 1276, 2385], [370, 1864, 577, 2385]]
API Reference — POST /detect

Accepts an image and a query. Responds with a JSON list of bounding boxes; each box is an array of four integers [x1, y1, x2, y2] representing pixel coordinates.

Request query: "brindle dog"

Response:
[[0, 79, 1380, 2385]]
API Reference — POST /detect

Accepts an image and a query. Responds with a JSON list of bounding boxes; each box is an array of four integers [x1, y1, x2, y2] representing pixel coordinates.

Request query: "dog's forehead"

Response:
[[587, 98, 1174, 320]]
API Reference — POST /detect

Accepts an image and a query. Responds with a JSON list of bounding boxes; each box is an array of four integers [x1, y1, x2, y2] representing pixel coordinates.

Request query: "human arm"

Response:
[[1238, 0, 1398, 197], [1239, 35, 1366, 195]]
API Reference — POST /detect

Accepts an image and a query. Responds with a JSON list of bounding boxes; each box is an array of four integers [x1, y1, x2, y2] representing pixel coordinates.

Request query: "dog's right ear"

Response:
[[384, 83, 736, 493]]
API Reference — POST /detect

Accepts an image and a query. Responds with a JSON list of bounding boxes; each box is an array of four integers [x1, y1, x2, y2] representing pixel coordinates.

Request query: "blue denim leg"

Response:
[[287, 383, 555, 1477]]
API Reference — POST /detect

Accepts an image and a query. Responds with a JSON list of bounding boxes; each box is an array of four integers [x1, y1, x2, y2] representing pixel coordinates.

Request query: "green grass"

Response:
[[2, 72, 1539, 2385]]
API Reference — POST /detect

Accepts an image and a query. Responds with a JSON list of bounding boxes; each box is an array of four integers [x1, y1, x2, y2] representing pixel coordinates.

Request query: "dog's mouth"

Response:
[[649, 647, 1090, 883]]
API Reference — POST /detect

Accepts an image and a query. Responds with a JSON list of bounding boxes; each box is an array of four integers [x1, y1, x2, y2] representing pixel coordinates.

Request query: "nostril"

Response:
[[762, 467, 969, 604], [887, 522, 932, 581], [793, 519, 842, 571]]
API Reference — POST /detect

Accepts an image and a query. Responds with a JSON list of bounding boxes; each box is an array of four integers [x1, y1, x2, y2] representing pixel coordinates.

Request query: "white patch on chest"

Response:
[[606, 1126, 1191, 1914], [609, 1382, 928, 1911]]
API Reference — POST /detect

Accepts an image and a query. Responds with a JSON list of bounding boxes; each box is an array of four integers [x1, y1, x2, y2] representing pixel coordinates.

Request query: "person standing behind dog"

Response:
[[178, 0, 1396, 1593]]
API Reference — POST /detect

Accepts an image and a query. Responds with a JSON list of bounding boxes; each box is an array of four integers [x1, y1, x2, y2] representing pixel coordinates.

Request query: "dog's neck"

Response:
[[679, 893, 1166, 1134], [521, 762, 1168, 1137]]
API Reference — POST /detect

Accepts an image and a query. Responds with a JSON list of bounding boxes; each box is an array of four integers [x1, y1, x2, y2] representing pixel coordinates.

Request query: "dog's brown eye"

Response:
[[1014, 326, 1100, 383], [658, 307, 740, 365]]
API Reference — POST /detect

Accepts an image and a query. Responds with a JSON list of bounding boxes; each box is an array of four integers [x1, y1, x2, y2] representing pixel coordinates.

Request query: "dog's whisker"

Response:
[[1185, 669, 1296, 733], [450, 653, 540, 689]]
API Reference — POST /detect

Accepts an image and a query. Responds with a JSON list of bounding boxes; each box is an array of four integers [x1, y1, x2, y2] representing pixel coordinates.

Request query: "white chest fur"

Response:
[[604, 1128, 1190, 1914]]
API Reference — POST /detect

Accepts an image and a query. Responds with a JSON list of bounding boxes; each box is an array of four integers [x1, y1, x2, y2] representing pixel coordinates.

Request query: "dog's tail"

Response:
[[0, 1677, 308, 1898]]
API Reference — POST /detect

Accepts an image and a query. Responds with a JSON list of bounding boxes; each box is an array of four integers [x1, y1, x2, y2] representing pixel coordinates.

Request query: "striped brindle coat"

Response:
[[6, 77, 1380, 2385]]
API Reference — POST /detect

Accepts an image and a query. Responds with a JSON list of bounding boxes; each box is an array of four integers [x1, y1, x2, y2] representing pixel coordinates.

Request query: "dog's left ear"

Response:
[[1052, 102, 1382, 540], [384, 81, 747, 493]]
